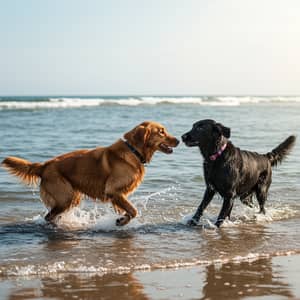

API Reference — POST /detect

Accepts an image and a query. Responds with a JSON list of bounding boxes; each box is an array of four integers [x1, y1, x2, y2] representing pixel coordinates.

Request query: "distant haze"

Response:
[[0, 0, 299, 95]]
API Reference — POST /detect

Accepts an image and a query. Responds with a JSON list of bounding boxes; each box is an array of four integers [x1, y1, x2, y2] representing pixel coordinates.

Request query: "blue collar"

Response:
[[124, 141, 146, 164]]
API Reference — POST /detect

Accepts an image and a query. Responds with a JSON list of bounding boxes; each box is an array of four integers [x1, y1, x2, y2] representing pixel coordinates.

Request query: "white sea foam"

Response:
[[2, 249, 298, 278], [27, 186, 178, 231], [140, 97, 204, 105], [181, 213, 217, 229], [181, 202, 297, 228], [28, 193, 297, 231], [1, 96, 300, 110], [48, 205, 143, 231]]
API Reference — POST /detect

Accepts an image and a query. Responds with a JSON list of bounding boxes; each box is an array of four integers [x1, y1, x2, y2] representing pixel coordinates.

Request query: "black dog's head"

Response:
[[181, 119, 231, 154]]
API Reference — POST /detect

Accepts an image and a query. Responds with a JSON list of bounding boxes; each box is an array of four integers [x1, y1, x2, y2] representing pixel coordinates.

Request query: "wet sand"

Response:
[[1, 253, 299, 300]]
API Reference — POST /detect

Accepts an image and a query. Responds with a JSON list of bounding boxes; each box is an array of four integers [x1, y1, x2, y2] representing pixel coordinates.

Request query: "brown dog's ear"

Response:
[[124, 124, 151, 148], [216, 123, 231, 138], [124, 128, 134, 143]]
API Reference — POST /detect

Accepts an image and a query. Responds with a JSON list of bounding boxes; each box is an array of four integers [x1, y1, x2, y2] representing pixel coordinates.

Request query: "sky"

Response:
[[0, 0, 300, 95]]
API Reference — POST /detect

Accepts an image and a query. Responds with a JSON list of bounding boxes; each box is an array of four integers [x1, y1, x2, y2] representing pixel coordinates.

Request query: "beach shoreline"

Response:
[[1, 253, 299, 300], [1, 98, 299, 300]]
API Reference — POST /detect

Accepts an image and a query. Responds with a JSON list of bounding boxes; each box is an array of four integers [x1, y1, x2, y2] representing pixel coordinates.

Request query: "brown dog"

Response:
[[2, 121, 179, 226]]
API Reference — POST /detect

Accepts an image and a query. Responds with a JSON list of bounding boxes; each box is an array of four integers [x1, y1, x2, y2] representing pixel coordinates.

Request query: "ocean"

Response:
[[0, 96, 299, 299]]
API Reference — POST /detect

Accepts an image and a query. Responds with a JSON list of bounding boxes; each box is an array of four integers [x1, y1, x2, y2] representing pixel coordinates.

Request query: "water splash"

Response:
[[181, 201, 297, 228], [27, 186, 179, 231]]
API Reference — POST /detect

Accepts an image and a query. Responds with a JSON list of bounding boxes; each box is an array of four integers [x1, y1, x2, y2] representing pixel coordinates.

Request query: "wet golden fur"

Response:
[[2, 121, 179, 225]]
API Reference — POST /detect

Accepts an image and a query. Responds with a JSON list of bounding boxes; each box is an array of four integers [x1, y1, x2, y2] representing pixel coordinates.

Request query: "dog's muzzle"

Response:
[[181, 133, 199, 147]]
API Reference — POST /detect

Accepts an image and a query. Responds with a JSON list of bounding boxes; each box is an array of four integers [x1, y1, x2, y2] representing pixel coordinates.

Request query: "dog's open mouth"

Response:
[[159, 143, 173, 154]]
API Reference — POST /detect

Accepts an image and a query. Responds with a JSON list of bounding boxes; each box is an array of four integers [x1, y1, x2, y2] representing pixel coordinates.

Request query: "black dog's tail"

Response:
[[266, 135, 296, 167]]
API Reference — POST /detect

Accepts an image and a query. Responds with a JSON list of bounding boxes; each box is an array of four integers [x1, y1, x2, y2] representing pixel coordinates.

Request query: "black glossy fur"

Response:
[[182, 119, 296, 227]]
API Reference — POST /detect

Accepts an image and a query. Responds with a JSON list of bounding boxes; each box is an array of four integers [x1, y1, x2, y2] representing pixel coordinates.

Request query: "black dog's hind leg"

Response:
[[227, 201, 235, 220], [188, 187, 215, 226], [255, 186, 268, 214], [215, 196, 234, 227], [240, 192, 254, 208], [255, 172, 271, 214]]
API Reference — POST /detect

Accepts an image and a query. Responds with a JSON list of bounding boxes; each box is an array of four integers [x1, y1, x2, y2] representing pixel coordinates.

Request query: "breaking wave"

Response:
[[1, 248, 299, 277], [1, 96, 300, 110]]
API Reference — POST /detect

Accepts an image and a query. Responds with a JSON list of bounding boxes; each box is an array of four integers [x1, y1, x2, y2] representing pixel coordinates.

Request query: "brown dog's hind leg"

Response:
[[44, 195, 82, 224], [40, 177, 79, 223], [45, 206, 68, 223]]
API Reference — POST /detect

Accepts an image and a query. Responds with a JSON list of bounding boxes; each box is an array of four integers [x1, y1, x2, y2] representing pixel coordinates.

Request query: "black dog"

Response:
[[182, 119, 296, 227]]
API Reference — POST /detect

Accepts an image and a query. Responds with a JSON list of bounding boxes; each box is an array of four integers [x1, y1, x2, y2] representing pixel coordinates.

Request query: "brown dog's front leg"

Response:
[[116, 213, 131, 226], [112, 203, 125, 215], [109, 194, 138, 226]]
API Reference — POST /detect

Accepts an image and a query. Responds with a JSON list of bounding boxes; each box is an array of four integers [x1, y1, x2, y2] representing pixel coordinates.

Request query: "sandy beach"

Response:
[[0, 253, 299, 299]]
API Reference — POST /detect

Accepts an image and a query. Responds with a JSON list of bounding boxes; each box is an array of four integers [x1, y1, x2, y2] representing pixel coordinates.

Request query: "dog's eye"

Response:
[[158, 129, 165, 136], [196, 127, 203, 132]]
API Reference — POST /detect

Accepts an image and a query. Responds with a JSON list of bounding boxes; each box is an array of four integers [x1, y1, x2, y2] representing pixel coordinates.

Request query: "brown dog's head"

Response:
[[124, 121, 179, 163]]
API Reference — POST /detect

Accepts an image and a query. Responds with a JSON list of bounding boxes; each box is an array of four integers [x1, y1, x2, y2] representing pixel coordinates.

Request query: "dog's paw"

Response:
[[259, 208, 266, 214], [214, 219, 224, 228], [116, 215, 130, 226], [187, 218, 198, 226]]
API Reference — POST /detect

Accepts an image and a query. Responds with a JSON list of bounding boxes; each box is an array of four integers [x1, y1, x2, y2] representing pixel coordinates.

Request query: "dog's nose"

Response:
[[175, 138, 180, 146], [181, 133, 189, 142]]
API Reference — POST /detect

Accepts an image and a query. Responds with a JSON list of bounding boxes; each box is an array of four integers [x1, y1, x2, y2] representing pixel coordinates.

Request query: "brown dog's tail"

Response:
[[1, 157, 43, 185], [266, 135, 296, 167]]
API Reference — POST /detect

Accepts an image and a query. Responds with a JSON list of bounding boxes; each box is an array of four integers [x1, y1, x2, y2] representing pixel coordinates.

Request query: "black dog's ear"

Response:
[[222, 126, 231, 138], [216, 123, 231, 138]]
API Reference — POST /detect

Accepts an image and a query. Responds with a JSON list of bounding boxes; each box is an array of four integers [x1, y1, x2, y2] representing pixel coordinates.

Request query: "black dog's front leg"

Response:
[[188, 187, 215, 226], [215, 197, 234, 227]]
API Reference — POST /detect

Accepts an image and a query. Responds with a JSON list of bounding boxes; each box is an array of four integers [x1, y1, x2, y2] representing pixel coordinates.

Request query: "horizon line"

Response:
[[1, 94, 300, 97]]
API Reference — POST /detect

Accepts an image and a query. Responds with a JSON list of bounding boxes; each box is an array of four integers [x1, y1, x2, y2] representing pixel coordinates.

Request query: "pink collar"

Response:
[[209, 143, 227, 161]]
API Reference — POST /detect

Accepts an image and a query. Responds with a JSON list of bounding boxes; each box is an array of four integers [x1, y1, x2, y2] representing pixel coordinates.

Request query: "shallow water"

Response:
[[0, 96, 299, 280]]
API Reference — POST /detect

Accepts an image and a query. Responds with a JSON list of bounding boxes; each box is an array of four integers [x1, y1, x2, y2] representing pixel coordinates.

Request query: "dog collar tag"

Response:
[[209, 143, 227, 161]]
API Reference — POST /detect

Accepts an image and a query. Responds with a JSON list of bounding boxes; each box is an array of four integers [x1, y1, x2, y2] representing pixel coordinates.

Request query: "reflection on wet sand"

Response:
[[200, 258, 293, 300], [7, 231, 150, 300], [197, 225, 294, 299], [8, 273, 149, 300], [5, 255, 296, 300], [0, 221, 298, 299]]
